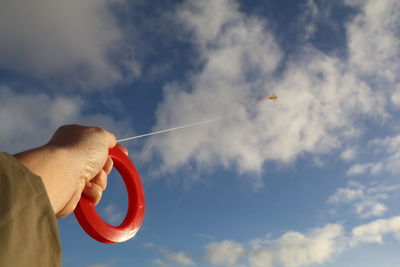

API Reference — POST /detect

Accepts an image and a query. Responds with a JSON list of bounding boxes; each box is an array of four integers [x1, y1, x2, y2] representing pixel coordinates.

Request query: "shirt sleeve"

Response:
[[0, 152, 61, 267]]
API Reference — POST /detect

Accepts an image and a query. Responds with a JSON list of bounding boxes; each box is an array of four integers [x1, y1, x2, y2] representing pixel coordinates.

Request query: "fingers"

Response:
[[91, 169, 108, 191], [82, 145, 128, 206], [103, 129, 117, 149], [82, 181, 103, 206], [56, 181, 85, 219], [116, 144, 128, 155], [103, 156, 113, 175]]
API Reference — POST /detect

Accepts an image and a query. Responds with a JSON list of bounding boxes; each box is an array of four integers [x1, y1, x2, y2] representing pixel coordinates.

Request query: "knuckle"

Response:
[[93, 185, 103, 205], [101, 171, 108, 190], [93, 126, 104, 133], [85, 126, 103, 135], [94, 170, 107, 190]]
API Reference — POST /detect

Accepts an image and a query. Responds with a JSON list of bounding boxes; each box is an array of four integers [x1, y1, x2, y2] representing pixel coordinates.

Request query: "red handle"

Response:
[[74, 146, 145, 243]]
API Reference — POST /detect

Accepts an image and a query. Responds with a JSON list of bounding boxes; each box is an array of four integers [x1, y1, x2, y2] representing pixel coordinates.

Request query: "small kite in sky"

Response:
[[235, 93, 278, 105], [268, 93, 278, 101]]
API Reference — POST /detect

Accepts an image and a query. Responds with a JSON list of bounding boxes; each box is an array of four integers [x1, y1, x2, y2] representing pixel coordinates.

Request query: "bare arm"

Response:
[[14, 125, 127, 218]]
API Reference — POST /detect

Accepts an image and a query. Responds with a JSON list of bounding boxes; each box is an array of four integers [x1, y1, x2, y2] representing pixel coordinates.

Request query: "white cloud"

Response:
[[347, 163, 372, 176], [340, 148, 357, 161], [143, 0, 283, 177], [152, 259, 165, 265], [347, 134, 400, 177], [143, 0, 386, 180], [327, 181, 397, 219], [346, 0, 400, 82], [392, 84, 400, 108], [296, 0, 339, 42], [328, 187, 364, 204], [199, 216, 400, 267], [248, 224, 344, 267], [249, 224, 344, 267], [166, 251, 195, 266], [370, 135, 400, 154], [101, 203, 124, 225], [298, 0, 319, 41], [0, 0, 139, 89], [154, 250, 195, 266], [367, 184, 400, 194], [354, 201, 388, 219], [0, 87, 132, 153], [205, 241, 245, 266], [347, 162, 385, 176], [351, 216, 400, 246], [201, 224, 345, 267]]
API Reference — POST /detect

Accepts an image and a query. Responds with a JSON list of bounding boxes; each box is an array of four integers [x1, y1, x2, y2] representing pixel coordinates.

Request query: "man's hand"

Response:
[[14, 125, 127, 218]]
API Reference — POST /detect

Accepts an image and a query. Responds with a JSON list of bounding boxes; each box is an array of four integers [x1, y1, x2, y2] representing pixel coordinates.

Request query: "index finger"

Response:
[[116, 144, 128, 155], [103, 129, 117, 148]]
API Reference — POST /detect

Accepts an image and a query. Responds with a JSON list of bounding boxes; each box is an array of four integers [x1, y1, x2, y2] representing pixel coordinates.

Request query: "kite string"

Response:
[[116, 113, 237, 143]]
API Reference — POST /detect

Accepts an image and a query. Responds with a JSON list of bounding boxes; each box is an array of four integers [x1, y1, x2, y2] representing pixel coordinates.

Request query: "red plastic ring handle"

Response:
[[74, 146, 145, 243]]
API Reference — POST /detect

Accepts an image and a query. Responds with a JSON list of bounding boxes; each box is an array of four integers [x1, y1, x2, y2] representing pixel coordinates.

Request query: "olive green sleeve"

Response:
[[0, 152, 61, 267]]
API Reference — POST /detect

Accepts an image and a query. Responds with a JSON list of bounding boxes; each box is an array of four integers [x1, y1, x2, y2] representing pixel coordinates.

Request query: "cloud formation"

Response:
[[351, 216, 400, 247], [0, 0, 139, 89], [205, 241, 245, 266], [327, 181, 400, 219], [153, 250, 195, 266], [200, 215, 400, 267], [347, 134, 400, 177], [339, 148, 357, 161], [143, 0, 393, 181], [346, 0, 400, 82], [248, 224, 343, 267], [328, 186, 364, 204]]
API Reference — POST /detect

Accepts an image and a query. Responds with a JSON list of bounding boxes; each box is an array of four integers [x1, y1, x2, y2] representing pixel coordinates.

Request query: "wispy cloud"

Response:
[[297, 0, 319, 41], [354, 201, 388, 219], [100, 203, 124, 225], [197, 233, 214, 240], [340, 148, 357, 161], [328, 186, 364, 204], [143, 242, 156, 248], [347, 134, 400, 177], [327, 181, 400, 219]]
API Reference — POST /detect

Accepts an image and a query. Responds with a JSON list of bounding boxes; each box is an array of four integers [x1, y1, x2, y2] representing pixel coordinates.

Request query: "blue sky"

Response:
[[1, 0, 400, 266]]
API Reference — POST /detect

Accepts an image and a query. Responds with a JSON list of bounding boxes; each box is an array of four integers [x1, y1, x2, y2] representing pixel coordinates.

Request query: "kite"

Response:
[[235, 93, 278, 105], [268, 93, 278, 101]]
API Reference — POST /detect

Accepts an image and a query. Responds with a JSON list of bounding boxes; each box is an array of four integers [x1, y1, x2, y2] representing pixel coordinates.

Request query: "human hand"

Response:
[[15, 124, 128, 218]]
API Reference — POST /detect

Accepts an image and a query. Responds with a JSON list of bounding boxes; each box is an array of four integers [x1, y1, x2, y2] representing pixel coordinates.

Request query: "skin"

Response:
[[14, 124, 128, 218]]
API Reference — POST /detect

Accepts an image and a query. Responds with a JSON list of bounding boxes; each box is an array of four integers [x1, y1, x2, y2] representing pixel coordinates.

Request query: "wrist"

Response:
[[14, 145, 77, 214]]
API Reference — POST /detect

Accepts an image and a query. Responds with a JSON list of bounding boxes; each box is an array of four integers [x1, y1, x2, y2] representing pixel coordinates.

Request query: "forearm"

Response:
[[14, 145, 82, 214], [12, 125, 116, 218]]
